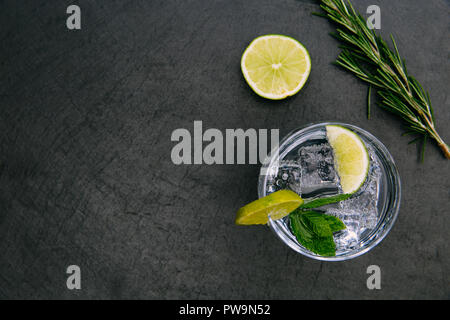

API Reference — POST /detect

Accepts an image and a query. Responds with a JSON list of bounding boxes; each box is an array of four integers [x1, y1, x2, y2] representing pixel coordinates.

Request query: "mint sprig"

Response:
[[289, 209, 346, 257]]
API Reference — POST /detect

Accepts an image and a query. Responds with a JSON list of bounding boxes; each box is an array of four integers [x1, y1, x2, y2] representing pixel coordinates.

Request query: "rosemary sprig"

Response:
[[315, 0, 450, 159]]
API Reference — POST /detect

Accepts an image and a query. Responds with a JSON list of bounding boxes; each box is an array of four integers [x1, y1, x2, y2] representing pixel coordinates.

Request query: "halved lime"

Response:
[[241, 35, 311, 100], [235, 190, 303, 225], [326, 125, 369, 194]]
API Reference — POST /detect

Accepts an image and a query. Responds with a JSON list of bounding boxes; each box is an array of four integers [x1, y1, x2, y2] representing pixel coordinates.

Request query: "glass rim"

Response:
[[258, 121, 401, 262]]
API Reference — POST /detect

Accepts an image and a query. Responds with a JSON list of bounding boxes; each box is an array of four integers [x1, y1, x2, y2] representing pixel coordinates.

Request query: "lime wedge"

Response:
[[326, 125, 369, 194], [235, 190, 303, 225], [241, 35, 311, 100]]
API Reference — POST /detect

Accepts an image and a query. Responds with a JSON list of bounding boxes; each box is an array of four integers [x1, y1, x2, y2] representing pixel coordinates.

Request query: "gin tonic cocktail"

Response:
[[258, 122, 401, 261]]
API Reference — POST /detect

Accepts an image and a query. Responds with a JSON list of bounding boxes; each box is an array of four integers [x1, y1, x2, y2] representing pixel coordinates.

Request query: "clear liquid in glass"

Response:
[[259, 123, 401, 260]]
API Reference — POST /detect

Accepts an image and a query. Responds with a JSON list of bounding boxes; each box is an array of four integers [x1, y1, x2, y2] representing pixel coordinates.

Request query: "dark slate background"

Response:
[[0, 0, 449, 299]]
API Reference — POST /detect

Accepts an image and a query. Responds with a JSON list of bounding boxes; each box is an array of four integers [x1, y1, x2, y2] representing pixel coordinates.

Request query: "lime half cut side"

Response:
[[326, 125, 370, 194], [241, 35, 311, 100], [235, 190, 303, 225]]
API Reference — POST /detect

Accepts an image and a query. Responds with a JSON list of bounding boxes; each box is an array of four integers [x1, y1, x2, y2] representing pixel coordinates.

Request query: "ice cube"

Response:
[[273, 160, 302, 193], [297, 143, 340, 195], [265, 160, 302, 194], [339, 160, 381, 229], [326, 208, 361, 250]]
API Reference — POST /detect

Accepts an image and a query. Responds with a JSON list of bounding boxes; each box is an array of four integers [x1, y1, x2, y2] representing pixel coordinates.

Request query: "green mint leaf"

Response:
[[321, 214, 346, 233], [289, 210, 346, 257], [302, 211, 333, 237], [309, 233, 336, 257], [290, 210, 315, 240]]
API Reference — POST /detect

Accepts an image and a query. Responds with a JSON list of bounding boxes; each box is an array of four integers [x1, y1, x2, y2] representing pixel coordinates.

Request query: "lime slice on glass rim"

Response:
[[235, 190, 303, 225], [241, 34, 311, 100], [326, 125, 370, 194]]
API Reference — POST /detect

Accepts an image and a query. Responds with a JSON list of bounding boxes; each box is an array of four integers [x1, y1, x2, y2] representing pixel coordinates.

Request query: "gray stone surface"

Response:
[[0, 0, 449, 299]]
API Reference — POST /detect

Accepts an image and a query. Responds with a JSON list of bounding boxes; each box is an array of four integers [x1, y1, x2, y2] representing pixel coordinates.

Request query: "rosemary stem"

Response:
[[429, 127, 450, 159], [439, 143, 450, 159]]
